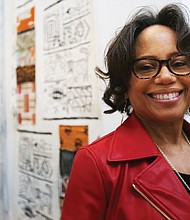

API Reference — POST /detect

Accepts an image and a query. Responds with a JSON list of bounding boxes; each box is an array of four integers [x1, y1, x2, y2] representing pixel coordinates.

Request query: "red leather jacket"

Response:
[[62, 114, 190, 220]]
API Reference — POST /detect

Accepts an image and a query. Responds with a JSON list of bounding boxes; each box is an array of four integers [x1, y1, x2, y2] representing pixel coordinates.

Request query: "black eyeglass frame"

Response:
[[132, 53, 190, 79]]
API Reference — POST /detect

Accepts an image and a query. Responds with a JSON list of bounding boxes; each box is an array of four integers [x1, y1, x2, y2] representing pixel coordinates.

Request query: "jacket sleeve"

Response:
[[61, 147, 108, 220]]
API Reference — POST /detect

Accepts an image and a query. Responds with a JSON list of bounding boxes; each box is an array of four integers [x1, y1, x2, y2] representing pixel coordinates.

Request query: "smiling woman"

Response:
[[62, 3, 190, 220]]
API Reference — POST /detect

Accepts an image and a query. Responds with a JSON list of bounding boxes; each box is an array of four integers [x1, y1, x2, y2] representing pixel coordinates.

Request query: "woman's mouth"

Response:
[[149, 90, 183, 100]]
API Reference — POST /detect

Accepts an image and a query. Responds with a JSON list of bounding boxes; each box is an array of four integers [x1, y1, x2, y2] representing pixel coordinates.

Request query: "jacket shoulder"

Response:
[[79, 130, 115, 156]]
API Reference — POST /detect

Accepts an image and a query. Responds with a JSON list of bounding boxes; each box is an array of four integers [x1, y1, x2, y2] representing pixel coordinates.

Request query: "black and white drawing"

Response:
[[16, 130, 59, 220], [42, 0, 99, 119]]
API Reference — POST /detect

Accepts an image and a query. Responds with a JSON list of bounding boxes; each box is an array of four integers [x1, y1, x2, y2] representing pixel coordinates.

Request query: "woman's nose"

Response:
[[154, 65, 176, 84]]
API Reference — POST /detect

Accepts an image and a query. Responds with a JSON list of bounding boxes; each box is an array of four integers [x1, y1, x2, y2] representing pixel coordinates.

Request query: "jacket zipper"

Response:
[[132, 184, 170, 220]]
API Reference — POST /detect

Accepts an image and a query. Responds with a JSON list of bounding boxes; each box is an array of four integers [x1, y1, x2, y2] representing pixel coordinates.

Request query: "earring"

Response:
[[121, 102, 127, 124]]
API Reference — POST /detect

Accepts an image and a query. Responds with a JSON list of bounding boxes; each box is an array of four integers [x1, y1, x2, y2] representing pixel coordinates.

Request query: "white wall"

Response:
[[0, 0, 4, 217], [93, 0, 190, 135], [3, 0, 16, 218]]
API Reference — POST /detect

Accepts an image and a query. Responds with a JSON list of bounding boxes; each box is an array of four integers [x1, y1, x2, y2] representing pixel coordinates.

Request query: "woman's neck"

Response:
[[136, 114, 184, 147]]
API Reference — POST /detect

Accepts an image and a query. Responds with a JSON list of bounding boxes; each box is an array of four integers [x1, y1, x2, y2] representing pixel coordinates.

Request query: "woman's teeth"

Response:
[[152, 92, 179, 100]]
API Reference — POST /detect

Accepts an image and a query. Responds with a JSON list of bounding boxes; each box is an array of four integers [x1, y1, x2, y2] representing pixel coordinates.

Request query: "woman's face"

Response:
[[127, 25, 190, 122]]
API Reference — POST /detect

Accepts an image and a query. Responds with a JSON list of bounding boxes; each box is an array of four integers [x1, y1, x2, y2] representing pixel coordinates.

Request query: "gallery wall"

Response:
[[2, 0, 190, 219], [0, 0, 4, 217], [4, 0, 102, 219]]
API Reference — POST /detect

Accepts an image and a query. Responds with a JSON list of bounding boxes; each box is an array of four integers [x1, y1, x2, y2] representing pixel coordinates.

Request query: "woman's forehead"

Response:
[[134, 25, 178, 58]]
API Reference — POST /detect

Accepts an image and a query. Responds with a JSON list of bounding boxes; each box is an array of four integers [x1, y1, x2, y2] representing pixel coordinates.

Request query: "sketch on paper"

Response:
[[16, 6, 36, 126], [42, 0, 99, 119], [17, 130, 59, 220]]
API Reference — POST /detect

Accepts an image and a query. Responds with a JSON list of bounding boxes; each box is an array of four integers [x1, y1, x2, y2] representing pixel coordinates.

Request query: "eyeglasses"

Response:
[[132, 53, 190, 79]]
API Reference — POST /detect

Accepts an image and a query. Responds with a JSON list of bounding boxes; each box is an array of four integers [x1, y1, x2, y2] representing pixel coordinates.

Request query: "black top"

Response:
[[178, 172, 190, 193]]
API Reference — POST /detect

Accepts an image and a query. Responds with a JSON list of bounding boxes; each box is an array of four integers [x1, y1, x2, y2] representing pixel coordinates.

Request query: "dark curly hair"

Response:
[[95, 3, 190, 114]]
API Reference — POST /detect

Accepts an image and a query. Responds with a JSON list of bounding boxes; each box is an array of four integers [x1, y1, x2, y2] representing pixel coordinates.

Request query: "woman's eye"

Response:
[[139, 64, 155, 71], [172, 61, 186, 67]]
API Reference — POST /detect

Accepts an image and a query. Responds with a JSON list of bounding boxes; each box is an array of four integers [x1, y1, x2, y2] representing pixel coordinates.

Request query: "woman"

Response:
[[62, 4, 190, 219]]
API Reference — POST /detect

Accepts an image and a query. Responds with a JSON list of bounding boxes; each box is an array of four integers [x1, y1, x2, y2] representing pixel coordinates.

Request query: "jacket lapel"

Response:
[[133, 156, 190, 219], [108, 113, 159, 162]]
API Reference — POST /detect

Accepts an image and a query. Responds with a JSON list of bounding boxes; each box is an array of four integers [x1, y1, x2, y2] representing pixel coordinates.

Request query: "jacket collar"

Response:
[[108, 113, 190, 162]]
